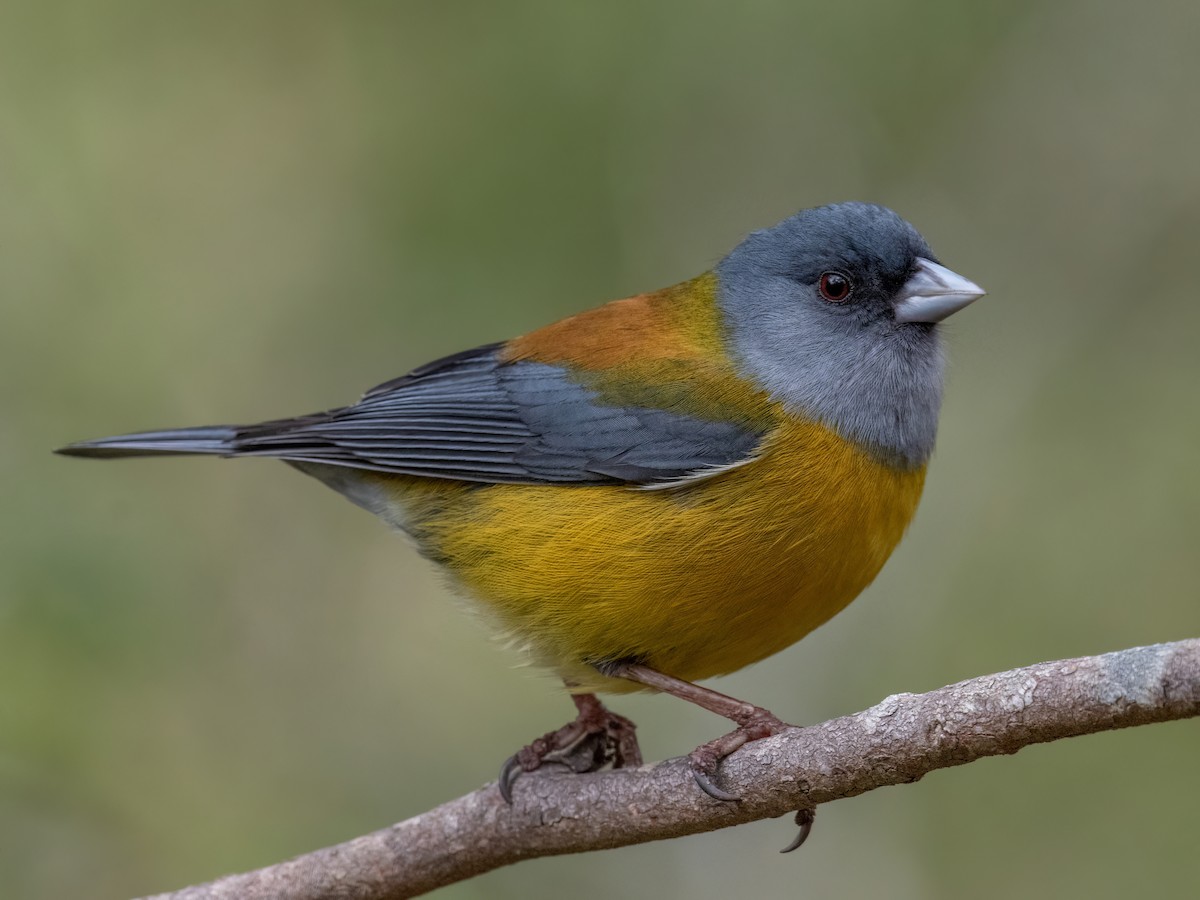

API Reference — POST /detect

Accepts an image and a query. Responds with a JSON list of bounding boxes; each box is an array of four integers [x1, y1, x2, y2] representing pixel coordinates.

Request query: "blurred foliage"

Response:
[[2, 1, 1198, 897]]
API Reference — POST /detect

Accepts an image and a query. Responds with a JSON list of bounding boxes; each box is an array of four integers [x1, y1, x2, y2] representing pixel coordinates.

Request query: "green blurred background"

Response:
[[3, 1, 1198, 897]]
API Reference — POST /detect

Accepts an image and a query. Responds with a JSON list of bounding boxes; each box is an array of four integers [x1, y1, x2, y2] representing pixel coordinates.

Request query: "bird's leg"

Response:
[[604, 662, 791, 803], [498, 690, 641, 803]]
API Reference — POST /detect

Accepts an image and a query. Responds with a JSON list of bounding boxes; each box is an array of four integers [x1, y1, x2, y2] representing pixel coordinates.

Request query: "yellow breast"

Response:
[[374, 415, 925, 693]]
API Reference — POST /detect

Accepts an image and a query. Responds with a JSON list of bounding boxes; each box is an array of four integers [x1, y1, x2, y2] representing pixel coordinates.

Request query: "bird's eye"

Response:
[[818, 272, 853, 303]]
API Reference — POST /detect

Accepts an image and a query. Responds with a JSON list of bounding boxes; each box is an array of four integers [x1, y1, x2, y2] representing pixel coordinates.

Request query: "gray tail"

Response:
[[54, 425, 239, 459]]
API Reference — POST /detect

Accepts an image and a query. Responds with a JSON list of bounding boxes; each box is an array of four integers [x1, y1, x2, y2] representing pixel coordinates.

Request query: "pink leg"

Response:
[[608, 663, 789, 801]]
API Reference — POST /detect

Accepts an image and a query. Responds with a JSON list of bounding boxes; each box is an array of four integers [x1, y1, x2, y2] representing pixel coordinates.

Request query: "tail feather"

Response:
[[54, 426, 239, 459]]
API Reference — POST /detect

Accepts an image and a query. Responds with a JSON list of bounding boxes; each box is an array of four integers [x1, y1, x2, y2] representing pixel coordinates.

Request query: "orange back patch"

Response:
[[500, 274, 777, 427]]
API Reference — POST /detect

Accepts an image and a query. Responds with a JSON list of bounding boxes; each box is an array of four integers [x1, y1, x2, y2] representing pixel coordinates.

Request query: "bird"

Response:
[[57, 202, 984, 840]]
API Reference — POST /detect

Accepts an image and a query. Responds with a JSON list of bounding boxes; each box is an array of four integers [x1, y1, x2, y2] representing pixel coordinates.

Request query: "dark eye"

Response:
[[818, 271, 853, 303]]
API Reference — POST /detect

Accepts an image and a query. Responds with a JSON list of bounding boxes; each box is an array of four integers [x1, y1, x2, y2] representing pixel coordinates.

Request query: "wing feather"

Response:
[[66, 343, 766, 486]]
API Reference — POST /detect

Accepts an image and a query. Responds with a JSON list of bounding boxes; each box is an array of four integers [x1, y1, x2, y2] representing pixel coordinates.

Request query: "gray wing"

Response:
[[60, 344, 765, 486]]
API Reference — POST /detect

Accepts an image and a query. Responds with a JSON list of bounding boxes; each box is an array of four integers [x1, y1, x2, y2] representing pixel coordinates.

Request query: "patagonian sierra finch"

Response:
[[57, 202, 985, 836]]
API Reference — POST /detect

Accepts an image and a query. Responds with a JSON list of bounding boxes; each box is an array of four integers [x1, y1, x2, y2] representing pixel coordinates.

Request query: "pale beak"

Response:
[[894, 258, 986, 323]]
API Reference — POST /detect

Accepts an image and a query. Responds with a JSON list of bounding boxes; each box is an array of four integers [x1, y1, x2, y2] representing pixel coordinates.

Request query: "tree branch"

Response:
[[139, 639, 1200, 900]]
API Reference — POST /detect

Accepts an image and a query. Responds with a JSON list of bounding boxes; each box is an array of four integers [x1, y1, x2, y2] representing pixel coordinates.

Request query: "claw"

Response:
[[691, 767, 741, 802], [498, 754, 524, 804], [779, 808, 815, 853], [685, 709, 787, 803]]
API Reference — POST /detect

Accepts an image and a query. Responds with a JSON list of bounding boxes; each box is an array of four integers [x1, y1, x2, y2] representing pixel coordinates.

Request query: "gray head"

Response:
[[717, 202, 984, 468]]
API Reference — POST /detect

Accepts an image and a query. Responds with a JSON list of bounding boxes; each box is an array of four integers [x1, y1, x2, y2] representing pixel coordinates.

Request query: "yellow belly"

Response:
[[373, 416, 926, 693]]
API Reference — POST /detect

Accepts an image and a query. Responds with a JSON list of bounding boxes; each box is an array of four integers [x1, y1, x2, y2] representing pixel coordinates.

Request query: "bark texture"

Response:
[[140, 639, 1200, 900]]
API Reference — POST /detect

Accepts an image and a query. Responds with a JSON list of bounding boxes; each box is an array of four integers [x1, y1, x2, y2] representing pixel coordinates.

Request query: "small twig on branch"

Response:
[[139, 639, 1199, 900]]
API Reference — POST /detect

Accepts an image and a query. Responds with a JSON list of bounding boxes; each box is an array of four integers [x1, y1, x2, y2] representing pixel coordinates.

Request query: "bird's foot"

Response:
[[498, 693, 640, 803], [687, 707, 788, 802], [598, 662, 815, 848]]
